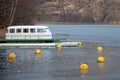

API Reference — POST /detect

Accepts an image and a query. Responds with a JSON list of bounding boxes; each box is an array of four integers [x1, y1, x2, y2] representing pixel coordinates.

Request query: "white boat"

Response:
[[0, 25, 67, 43], [6, 25, 53, 40]]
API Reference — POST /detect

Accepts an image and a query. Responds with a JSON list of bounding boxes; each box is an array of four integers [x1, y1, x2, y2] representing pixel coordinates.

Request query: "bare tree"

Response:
[[59, 0, 94, 22], [0, 0, 14, 29], [0, 0, 38, 33], [12, 0, 37, 25]]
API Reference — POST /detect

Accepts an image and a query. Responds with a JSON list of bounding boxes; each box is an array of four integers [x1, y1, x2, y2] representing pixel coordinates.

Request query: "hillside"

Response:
[[0, 0, 120, 31], [36, 0, 120, 24]]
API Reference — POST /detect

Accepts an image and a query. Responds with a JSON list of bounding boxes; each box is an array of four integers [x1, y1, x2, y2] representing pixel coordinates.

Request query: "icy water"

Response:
[[0, 24, 120, 80]]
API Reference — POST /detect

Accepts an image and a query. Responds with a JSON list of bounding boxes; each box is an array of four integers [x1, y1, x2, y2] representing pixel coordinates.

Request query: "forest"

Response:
[[0, 0, 120, 31]]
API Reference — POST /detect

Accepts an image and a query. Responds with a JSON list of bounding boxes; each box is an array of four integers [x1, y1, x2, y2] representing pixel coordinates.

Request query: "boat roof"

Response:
[[7, 25, 49, 29]]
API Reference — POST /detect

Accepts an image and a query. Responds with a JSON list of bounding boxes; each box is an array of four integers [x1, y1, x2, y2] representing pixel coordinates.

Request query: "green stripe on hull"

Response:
[[0, 39, 53, 43], [0, 38, 65, 43]]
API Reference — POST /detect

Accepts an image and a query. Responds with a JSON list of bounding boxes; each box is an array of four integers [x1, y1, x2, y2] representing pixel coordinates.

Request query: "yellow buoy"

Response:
[[8, 52, 16, 59], [34, 49, 41, 54], [79, 63, 88, 70], [97, 56, 105, 63], [97, 46, 103, 52], [55, 43, 61, 49], [77, 41, 82, 47]]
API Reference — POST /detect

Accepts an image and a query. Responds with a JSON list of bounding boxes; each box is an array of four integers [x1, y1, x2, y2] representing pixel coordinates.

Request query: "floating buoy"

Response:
[[34, 49, 41, 54], [97, 46, 103, 52], [79, 63, 88, 70], [77, 41, 82, 47], [55, 43, 61, 49], [97, 56, 105, 63], [8, 52, 16, 59]]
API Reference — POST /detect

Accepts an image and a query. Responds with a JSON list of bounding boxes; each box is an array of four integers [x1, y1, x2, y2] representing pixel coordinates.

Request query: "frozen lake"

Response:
[[0, 24, 120, 80]]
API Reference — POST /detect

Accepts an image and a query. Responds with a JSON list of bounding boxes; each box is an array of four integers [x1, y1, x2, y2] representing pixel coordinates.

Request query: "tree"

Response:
[[59, 0, 94, 22], [0, 0, 37, 29], [0, 0, 14, 29], [12, 0, 37, 25]]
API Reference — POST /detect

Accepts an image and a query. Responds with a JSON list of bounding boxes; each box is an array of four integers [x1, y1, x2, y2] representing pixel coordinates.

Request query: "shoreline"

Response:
[[0, 29, 5, 39], [0, 29, 6, 34]]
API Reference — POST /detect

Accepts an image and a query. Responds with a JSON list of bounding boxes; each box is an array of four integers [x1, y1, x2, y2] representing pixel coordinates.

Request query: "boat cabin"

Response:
[[6, 26, 53, 40]]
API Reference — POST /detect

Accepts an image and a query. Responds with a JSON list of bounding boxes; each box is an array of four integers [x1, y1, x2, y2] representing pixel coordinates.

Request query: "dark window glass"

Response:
[[16, 29, 21, 33], [30, 28, 35, 33], [10, 29, 15, 33], [23, 29, 29, 33]]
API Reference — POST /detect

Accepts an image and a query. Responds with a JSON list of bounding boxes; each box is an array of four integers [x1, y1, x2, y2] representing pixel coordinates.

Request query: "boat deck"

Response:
[[0, 34, 73, 47], [0, 42, 77, 47]]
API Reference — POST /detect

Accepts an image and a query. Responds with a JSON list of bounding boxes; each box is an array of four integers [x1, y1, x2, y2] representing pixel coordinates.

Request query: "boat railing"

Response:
[[0, 34, 70, 42], [5, 35, 52, 39]]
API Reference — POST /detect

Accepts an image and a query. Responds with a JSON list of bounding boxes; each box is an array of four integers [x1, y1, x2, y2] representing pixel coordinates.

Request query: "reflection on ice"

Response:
[[0, 49, 8, 69]]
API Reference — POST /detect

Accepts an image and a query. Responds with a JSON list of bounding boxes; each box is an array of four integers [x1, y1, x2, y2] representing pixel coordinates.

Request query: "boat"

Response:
[[0, 25, 78, 47], [0, 25, 63, 43], [6, 25, 52, 40]]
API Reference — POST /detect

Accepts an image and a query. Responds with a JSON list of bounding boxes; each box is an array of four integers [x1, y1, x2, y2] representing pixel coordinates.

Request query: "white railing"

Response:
[[6, 35, 52, 40]]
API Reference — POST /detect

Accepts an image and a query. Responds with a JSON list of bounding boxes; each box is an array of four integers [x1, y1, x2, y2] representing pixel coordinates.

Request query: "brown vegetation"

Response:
[[0, 0, 120, 32], [12, 0, 37, 25], [37, 0, 120, 23], [0, 0, 37, 31]]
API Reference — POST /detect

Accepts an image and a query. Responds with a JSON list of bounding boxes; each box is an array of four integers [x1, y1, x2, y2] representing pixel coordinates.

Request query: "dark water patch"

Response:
[[0, 49, 8, 70]]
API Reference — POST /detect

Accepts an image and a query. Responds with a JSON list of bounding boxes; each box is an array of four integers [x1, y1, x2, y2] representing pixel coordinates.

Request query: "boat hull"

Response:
[[0, 39, 59, 43]]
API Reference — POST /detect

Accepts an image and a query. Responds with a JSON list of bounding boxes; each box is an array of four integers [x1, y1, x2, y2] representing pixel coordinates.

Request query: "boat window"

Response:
[[23, 29, 29, 33], [30, 28, 35, 33], [10, 29, 15, 33], [37, 29, 46, 33], [16, 28, 21, 33]]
